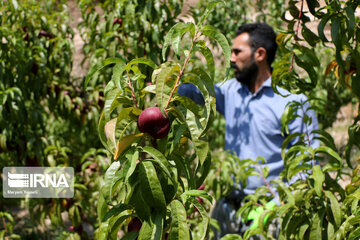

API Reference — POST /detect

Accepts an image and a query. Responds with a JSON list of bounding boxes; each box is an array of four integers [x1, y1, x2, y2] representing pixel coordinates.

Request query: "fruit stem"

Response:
[[164, 32, 198, 110], [127, 70, 138, 108]]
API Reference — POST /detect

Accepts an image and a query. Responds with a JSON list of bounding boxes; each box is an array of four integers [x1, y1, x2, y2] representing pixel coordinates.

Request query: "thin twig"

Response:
[[255, 165, 281, 204], [127, 70, 138, 108], [164, 33, 198, 110]]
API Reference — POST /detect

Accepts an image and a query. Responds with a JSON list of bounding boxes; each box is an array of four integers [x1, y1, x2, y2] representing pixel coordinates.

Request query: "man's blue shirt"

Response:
[[178, 77, 319, 195]]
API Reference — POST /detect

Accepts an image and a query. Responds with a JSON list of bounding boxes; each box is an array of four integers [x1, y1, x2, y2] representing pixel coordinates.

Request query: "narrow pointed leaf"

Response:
[[125, 150, 139, 183], [325, 191, 341, 228], [197, 1, 224, 28], [162, 22, 195, 60], [114, 133, 144, 160], [312, 165, 325, 197], [152, 63, 180, 110], [314, 146, 342, 163], [142, 146, 177, 187], [102, 161, 121, 203], [188, 197, 209, 240], [200, 25, 231, 69], [194, 41, 215, 80], [138, 212, 163, 240], [169, 200, 190, 240], [139, 161, 166, 212], [102, 203, 131, 222], [85, 57, 125, 88], [99, 110, 113, 152]]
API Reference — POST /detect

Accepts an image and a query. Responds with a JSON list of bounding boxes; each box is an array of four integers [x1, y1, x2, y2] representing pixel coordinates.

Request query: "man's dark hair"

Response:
[[236, 23, 278, 68]]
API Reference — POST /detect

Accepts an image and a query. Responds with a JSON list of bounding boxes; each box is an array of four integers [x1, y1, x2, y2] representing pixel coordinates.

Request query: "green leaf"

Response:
[[324, 191, 341, 228], [125, 150, 139, 183], [102, 161, 121, 203], [345, 7, 355, 40], [188, 123, 209, 165], [141, 146, 177, 187], [302, 26, 319, 47], [97, 193, 108, 225], [122, 231, 139, 240], [152, 62, 180, 110], [169, 200, 190, 240], [294, 55, 318, 86], [305, 0, 320, 16], [173, 96, 203, 118], [197, 1, 224, 28], [318, 14, 331, 42], [182, 190, 213, 202], [312, 165, 325, 197], [314, 146, 342, 163], [331, 17, 341, 48], [102, 203, 131, 222], [182, 71, 215, 137], [69, 205, 81, 227], [85, 57, 125, 88], [138, 212, 163, 240], [272, 179, 295, 206], [200, 25, 231, 70], [309, 208, 325, 239], [104, 87, 122, 121], [130, 187, 151, 221], [139, 161, 166, 212], [349, 227, 360, 240], [98, 110, 113, 152], [219, 234, 243, 240], [114, 133, 143, 160], [298, 223, 309, 239], [111, 62, 126, 90], [194, 41, 215, 80], [312, 129, 337, 151], [113, 58, 157, 90], [162, 22, 196, 60], [188, 197, 209, 240]]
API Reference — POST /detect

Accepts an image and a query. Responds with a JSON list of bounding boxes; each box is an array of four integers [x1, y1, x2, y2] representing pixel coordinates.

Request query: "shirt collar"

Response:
[[253, 77, 272, 97], [235, 76, 272, 95]]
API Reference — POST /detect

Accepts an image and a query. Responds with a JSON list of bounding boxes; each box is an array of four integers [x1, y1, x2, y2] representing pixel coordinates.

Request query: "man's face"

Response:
[[230, 33, 258, 84]]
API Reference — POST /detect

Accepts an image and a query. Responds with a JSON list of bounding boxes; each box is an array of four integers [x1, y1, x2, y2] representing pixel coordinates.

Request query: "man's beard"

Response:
[[231, 59, 258, 86]]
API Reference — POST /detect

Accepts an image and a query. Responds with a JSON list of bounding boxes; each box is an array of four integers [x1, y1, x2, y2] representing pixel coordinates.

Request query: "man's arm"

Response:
[[177, 82, 226, 115]]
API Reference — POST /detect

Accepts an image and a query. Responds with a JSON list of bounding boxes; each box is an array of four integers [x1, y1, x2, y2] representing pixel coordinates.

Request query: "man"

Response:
[[178, 23, 319, 238]]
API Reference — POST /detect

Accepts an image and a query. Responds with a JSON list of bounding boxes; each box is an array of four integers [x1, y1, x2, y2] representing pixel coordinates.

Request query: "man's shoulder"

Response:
[[273, 86, 307, 103], [216, 78, 242, 91]]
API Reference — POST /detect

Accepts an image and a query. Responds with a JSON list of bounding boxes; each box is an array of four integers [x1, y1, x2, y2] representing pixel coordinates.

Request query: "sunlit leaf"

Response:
[[139, 161, 166, 212], [325, 191, 341, 228], [85, 57, 125, 88], [152, 62, 180, 110], [200, 25, 231, 71], [169, 200, 190, 240], [102, 161, 121, 203], [138, 212, 163, 240], [114, 133, 144, 160], [312, 165, 325, 197]]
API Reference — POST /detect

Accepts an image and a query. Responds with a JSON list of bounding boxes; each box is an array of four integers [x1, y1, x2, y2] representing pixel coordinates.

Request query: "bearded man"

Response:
[[178, 23, 319, 239]]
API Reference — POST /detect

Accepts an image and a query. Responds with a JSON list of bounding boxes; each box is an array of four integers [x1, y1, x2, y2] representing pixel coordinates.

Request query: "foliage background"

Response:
[[0, 0, 359, 239]]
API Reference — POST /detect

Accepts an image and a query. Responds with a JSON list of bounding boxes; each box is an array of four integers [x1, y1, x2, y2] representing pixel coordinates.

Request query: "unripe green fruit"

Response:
[[137, 107, 170, 139]]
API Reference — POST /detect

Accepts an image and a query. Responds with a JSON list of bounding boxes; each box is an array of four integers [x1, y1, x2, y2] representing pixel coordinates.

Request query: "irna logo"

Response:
[[3, 167, 74, 198], [7, 172, 69, 188]]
